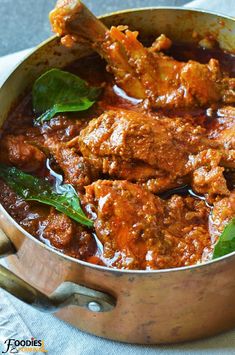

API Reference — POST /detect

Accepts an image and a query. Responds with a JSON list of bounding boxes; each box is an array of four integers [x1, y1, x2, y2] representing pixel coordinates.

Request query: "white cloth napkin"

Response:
[[1, 1, 235, 354]]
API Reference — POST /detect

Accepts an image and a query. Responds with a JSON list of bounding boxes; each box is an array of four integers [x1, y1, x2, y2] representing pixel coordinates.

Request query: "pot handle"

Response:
[[0, 229, 116, 313]]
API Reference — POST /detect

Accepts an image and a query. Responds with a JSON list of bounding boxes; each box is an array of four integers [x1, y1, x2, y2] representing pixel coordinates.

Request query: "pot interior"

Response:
[[0, 8, 234, 270], [0, 8, 234, 129]]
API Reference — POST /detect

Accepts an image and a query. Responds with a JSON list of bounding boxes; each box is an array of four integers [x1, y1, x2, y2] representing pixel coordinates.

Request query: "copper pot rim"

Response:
[[0, 6, 235, 275], [95, 6, 235, 23]]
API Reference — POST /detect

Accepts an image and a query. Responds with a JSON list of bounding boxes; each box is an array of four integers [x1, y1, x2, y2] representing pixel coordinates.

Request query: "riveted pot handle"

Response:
[[0, 229, 116, 313]]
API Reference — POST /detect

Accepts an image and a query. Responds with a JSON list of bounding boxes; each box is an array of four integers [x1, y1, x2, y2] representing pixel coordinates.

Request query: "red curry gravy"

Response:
[[0, 42, 234, 270]]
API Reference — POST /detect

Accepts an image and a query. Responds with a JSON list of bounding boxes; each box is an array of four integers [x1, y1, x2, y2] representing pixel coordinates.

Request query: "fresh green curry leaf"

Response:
[[33, 68, 101, 124], [0, 165, 93, 228], [212, 218, 235, 259]]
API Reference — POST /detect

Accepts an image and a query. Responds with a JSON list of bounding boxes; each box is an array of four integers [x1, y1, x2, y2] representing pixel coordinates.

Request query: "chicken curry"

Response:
[[0, 0, 234, 270]]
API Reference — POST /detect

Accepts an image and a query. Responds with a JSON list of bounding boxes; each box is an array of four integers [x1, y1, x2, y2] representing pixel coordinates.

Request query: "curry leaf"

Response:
[[32, 68, 101, 124], [0, 165, 93, 228], [212, 218, 235, 259]]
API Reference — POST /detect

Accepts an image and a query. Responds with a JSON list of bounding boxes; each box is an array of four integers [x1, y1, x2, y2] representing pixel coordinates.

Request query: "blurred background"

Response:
[[0, 0, 189, 56]]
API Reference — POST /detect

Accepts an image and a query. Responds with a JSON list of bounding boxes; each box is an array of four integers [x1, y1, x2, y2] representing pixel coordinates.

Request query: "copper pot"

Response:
[[0, 8, 235, 344]]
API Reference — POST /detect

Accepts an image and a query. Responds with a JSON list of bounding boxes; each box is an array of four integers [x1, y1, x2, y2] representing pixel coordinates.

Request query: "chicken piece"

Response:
[[209, 191, 235, 244], [78, 109, 232, 198], [50, 1, 146, 100], [84, 180, 211, 269], [0, 179, 34, 224], [0, 135, 46, 172], [50, 0, 107, 44], [45, 137, 99, 191], [207, 106, 235, 150], [190, 149, 231, 202], [85, 180, 165, 269], [160, 194, 211, 268], [206, 106, 235, 172], [43, 208, 96, 259], [0, 179, 49, 236], [40, 115, 88, 142], [192, 165, 229, 201], [103, 28, 224, 108], [79, 109, 203, 179], [50, 0, 235, 108], [43, 208, 74, 248], [213, 107, 235, 150]]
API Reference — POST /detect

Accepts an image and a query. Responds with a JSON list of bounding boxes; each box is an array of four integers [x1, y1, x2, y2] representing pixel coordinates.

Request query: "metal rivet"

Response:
[[87, 301, 102, 312]]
